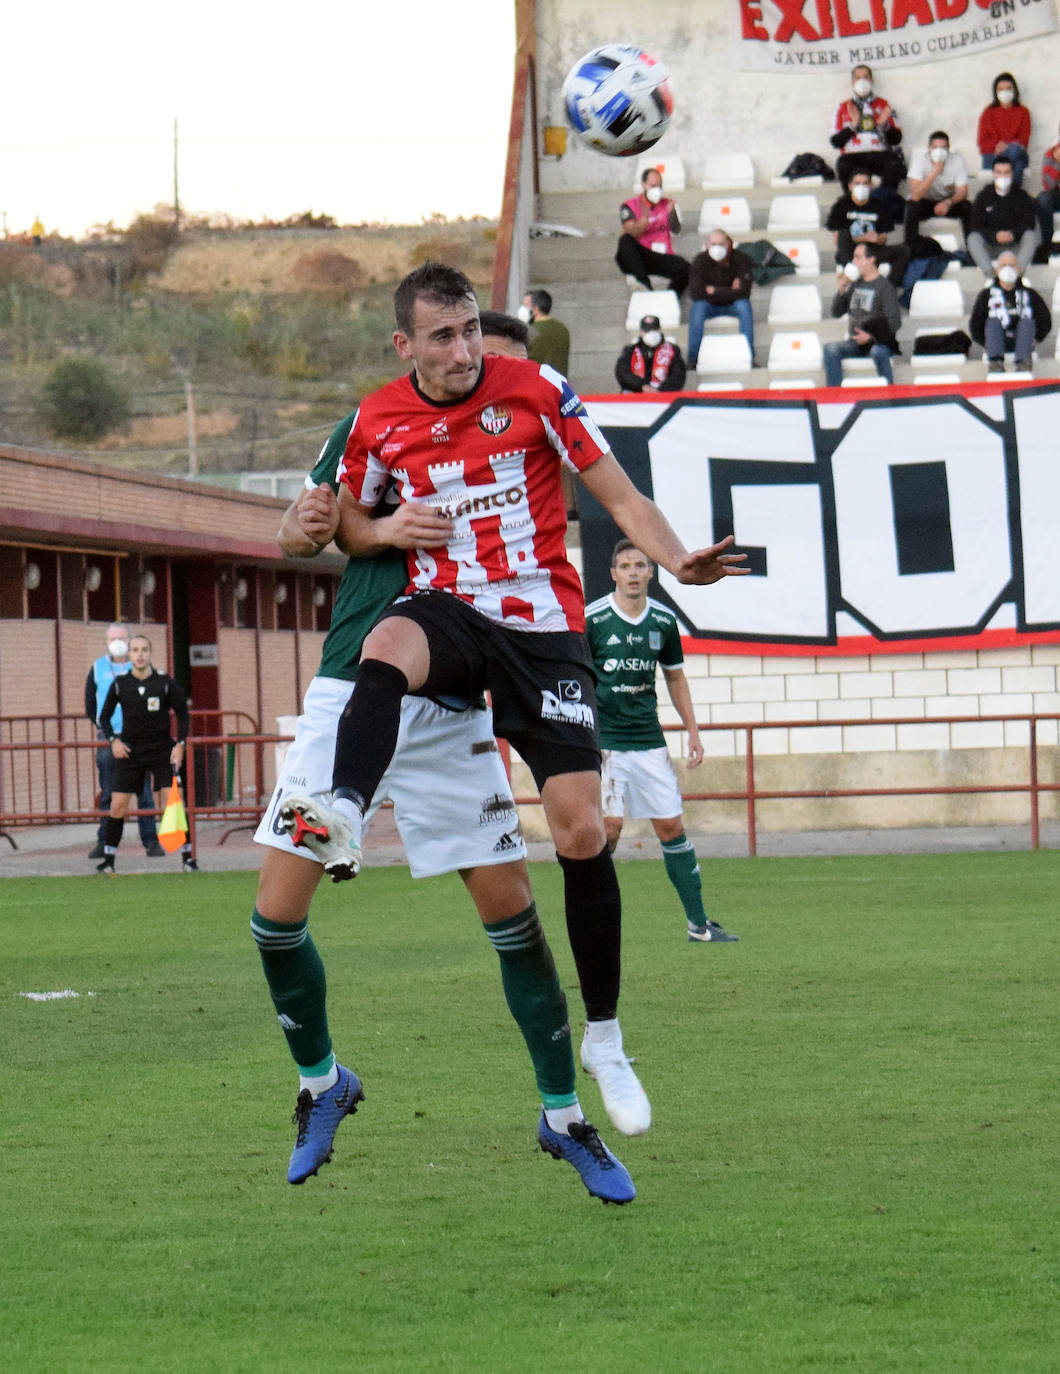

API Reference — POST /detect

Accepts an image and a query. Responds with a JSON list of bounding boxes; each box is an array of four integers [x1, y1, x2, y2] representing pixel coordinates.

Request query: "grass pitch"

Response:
[[3, 852, 1057, 1372]]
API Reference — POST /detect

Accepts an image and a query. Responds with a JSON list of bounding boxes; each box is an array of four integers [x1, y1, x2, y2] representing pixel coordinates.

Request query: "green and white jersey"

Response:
[[585, 593, 684, 751], [311, 410, 408, 683]]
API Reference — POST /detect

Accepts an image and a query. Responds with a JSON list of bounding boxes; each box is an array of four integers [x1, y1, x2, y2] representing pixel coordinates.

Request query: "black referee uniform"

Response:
[[99, 669, 190, 795]]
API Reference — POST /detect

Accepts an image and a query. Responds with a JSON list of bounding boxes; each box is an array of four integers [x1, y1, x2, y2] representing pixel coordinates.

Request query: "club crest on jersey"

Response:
[[431, 418, 449, 443], [649, 630, 662, 650], [477, 403, 513, 437]]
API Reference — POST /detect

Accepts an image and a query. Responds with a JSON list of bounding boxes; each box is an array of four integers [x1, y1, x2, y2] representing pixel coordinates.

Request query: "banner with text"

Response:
[[580, 384, 1060, 657], [731, 0, 1057, 72]]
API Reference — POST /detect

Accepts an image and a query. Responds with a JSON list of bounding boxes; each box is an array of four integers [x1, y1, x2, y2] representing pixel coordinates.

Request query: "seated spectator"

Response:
[[826, 169, 910, 283], [968, 252, 1051, 372], [823, 243, 901, 388], [521, 289, 570, 373], [1036, 123, 1060, 258], [967, 155, 1040, 278], [615, 315, 687, 393], [686, 230, 754, 368], [904, 131, 972, 249], [615, 167, 690, 295], [977, 72, 1031, 189], [830, 65, 904, 191]]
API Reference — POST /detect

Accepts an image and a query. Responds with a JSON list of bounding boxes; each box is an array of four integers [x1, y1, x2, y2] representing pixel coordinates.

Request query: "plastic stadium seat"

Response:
[[913, 373, 963, 385], [632, 154, 686, 191], [908, 279, 964, 320], [696, 380, 745, 391], [624, 290, 681, 332], [767, 283, 823, 324], [697, 197, 752, 235], [767, 330, 823, 372], [910, 328, 969, 368], [923, 231, 960, 254], [840, 374, 888, 387], [773, 239, 821, 277], [1051, 277, 1060, 314], [695, 334, 753, 374], [766, 195, 821, 232], [769, 378, 816, 389], [701, 153, 755, 189], [771, 157, 825, 187]]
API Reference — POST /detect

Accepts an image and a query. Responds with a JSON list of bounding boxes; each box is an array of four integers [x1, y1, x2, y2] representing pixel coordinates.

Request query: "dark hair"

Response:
[[527, 289, 552, 315], [610, 538, 651, 568], [928, 130, 949, 145], [991, 71, 1021, 106], [393, 260, 477, 335], [129, 633, 152, 651], [854, 241, 880, 263], [852, 63, 872, 79], [640, 165, 662, 185], [478, 310, 529, 348], [992, 154, 1014, 171]]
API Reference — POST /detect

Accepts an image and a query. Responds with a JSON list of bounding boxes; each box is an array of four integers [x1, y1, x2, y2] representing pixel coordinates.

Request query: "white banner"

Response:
[[731, 0, 1058, 72]]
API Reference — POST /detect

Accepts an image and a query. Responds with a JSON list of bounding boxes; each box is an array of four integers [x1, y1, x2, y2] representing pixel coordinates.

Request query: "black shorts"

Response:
[[111, 749, 173, 796], [376, 590, 601, 788]]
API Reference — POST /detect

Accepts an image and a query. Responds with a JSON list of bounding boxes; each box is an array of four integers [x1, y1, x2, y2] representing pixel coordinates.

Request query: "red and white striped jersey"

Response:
[[340, 355, 610, 632]]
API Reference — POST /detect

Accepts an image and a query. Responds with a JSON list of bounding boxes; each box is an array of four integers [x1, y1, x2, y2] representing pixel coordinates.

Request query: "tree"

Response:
[[37, 357, 129, 441]]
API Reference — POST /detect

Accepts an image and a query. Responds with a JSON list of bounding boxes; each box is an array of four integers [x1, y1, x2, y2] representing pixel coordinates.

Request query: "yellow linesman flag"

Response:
[[158, 780, 188, 853]]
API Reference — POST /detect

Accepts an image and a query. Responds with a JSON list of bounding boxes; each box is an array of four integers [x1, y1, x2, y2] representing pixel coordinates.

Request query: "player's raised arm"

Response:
[[332, 486, 454, 558], [279, 486, 340, 557], [577, 452, 748, 585]]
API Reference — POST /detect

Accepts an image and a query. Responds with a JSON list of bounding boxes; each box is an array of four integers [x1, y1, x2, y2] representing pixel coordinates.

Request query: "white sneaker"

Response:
[[580, 1026, 652, 1136], [281, 792, 362, 881]]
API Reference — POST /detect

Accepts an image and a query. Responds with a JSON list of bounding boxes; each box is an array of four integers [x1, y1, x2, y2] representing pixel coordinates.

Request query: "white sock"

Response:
[[544, 1102, 585, 1135], [584, 1017, 621, 1048], [332, 796, 362, 826], [299, 1064, 339, 1098]]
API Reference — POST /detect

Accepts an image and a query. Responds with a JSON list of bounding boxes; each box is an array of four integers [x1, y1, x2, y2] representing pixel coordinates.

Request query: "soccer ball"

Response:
[[563, 44, 673, 158]]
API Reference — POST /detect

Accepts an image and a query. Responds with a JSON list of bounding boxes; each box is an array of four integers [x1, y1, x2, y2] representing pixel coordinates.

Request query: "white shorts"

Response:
[[255, 676, 526, 878], [600, 746, 683, 821]]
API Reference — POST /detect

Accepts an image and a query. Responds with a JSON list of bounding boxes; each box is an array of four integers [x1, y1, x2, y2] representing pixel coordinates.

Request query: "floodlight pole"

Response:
[[173, 117, 181, 233]]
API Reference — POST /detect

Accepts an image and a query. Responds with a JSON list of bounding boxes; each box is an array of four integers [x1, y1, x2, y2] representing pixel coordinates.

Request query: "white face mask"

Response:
[[516, 304, 532, 324], [108, 639, 128, 659], [644, 185, 662, 204], [851, 184, 870, 204], [994, 176, 1012, 195], [930, 146, 948, 164], [998, 265, 1019, 286], [642, 330, 663, 348], [997, 89, 1015, 106], [707, 244, 728, 262], [843, 261, 861, 282], [853, 78, 872, 98]]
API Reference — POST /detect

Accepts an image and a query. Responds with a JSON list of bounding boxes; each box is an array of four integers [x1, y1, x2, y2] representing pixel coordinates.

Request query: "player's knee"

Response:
[[553, 810, 608, 860], [604, 817, 623, 851]]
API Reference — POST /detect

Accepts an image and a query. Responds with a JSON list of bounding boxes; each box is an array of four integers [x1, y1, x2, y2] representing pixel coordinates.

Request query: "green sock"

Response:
[[483, 904, 576, 1107], [250, 909, 333, 1072], [661, 833, 707, 925]]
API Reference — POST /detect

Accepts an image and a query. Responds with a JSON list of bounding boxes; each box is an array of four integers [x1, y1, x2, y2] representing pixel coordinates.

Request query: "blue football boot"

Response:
[[287, 1064, 364, 1184], [537, 1112, 636, 1205]]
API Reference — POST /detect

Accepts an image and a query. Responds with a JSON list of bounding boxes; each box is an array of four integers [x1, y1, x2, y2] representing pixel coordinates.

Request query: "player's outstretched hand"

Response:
[[674, 535, 749, 585], [297, 485, 340, 547], [381, 500, 455, 550]]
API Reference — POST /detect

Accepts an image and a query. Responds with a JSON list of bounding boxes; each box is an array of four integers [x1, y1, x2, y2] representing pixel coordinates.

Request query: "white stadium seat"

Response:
[[908, 279, 964, 320], [767, 283, 823, 324], [696, 380, 745, 391], [767, 195, 821, 232], [695, 334, 753, 374], [769, 378, 816, 389], [913, 373, 963, 385], [701, 153, 755, 189], [697, 197, 752, 235], [910, 327, 968, 368], [773, 239, 821, 277], [1050, 278, 1060, 314], [767, 330, 823, 372], [841, 374, 888, 387], [625, 290, 681, 332], [632, 153, 686, 191]]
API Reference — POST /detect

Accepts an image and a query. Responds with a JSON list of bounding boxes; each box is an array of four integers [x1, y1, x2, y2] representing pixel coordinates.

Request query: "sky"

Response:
[[2, 2, 517, 239]]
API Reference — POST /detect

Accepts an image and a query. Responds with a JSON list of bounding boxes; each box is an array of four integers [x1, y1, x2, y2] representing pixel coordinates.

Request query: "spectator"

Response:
[[1036, 123, 1060, 258], [478, 309, 529, 359], [521, 289, 570, 374], [904, 130, 972, 248], [85, 622, 164, 860], [686, 230, 754, 368], [615, 167, 690, 296], [968, 252, 1051, 372], [830, 64, 904, 190], [823, 243, 901, 388], [615, 315, 687, 393], [967, 155, 1040, 278], [826, 169, 910, 282], [977, 72, 1031, 189]]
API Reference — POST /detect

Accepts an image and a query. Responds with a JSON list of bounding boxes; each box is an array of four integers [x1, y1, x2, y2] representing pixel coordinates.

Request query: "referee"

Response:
[[97, 634, 197, 874]]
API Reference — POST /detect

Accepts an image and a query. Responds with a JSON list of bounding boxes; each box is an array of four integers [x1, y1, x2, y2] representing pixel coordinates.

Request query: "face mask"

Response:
[[851, 184, 870, 204], [853, 78, 872, 98], [517, 304, 532, 324], [994, 176, 1012, 195], [642, 330, 662, 348], [997, 89, 1014, 105], [930, 147, 948, 164], [644, 185, 662, 204], [998, 265, 1019, 286], [843, 261, 861, 282], [108, 639, 128, 659], [707, 244, 728, 262]]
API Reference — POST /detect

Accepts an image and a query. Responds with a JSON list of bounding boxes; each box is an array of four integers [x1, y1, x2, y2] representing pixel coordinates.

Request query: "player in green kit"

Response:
[[585, 540, 738, 944]]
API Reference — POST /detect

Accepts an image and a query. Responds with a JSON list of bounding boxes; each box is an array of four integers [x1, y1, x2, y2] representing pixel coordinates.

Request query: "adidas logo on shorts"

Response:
[[493, 832, 519, 853]]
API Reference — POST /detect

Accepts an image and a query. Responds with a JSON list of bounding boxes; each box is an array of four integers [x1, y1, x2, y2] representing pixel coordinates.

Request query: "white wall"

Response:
[[534, 0, 1060, 191]]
